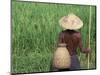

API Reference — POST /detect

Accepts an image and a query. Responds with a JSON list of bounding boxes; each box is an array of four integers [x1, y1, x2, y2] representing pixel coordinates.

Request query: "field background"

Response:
[[12, 1, 96, 74]]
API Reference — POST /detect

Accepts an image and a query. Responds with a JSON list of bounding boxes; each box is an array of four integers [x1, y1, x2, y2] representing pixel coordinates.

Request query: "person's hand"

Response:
[[86, 47, 91, 53], [85, 48, 92, 58]]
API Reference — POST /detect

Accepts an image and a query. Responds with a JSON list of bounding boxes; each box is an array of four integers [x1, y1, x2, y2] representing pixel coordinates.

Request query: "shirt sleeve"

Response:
[[78, 33, 89, 53], [58, 32, 65, 44]]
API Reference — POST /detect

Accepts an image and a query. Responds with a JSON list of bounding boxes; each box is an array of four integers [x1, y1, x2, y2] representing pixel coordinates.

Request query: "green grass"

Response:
[[12, 1, 96, 73]]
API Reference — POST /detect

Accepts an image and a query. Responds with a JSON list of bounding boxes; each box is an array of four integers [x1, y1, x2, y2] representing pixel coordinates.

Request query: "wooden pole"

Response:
[[88, 6, 92, 69]]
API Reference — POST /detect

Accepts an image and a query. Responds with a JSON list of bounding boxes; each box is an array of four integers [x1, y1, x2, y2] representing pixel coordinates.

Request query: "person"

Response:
[[56, 13, 91, 71]]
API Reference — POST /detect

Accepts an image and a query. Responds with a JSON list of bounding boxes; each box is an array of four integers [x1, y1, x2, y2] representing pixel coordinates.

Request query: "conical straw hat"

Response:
[[59, 13, 83, 30]]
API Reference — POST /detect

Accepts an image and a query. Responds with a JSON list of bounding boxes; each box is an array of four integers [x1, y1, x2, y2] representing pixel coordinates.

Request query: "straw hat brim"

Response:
[[59, 14, 83, 30]]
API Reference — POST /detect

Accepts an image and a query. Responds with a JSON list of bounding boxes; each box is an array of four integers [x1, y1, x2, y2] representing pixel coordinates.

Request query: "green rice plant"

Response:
[[12, 1, 96, 73]]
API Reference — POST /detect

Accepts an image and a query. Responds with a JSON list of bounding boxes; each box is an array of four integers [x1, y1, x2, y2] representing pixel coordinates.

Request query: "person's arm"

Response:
[[57, 32, 66, 47], [78, 33, 91, 53]]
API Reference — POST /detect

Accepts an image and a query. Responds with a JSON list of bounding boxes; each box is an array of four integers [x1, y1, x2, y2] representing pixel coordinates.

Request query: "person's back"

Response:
[[58, 30, 81, 56]]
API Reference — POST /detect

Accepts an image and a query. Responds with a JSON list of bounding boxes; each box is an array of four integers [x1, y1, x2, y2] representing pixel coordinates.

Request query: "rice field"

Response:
[[11, 1, 96, 74]]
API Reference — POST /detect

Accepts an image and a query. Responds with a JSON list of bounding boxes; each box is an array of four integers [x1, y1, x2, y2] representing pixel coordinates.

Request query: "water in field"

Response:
[[12, 1, 96, 73]]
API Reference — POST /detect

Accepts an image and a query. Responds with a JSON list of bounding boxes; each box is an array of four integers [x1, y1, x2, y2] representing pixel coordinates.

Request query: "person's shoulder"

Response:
[[59, 31, 65, 35], [74, 31, 81, 38], [58, 31, 67, 38]]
